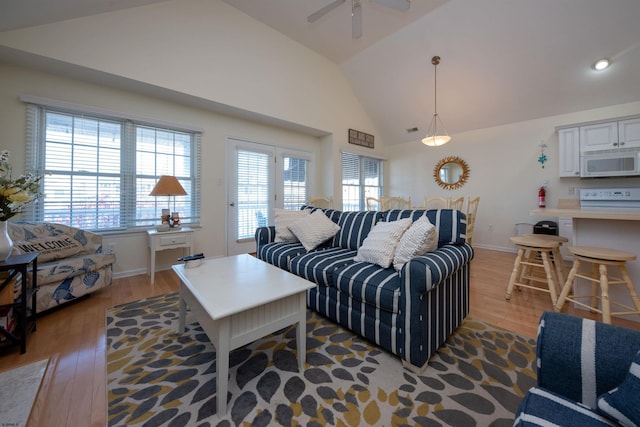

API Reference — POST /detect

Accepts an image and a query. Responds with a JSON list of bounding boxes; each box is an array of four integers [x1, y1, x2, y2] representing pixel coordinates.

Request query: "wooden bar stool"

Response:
[[555, 246, 640, 324], [521, 234, 568, 286], [505, 236, 563, 305]]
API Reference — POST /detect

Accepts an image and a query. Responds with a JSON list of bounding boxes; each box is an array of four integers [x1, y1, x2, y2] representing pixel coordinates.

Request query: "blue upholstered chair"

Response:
[[514, 311, 640, 426]]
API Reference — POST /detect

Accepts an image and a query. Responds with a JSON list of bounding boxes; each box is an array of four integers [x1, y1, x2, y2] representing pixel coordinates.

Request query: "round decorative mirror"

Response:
[[434, 156, 470, 190]]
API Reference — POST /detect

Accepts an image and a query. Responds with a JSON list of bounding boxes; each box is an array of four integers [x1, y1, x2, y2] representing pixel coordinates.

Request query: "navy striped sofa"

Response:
[[255, 207, 473, 371], [514, 312, 640, 426]]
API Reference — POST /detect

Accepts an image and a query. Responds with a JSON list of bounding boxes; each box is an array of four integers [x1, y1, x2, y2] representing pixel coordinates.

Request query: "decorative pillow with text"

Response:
[[13, 236, 85, 263]]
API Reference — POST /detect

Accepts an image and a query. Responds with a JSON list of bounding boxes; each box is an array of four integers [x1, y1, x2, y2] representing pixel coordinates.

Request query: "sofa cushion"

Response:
[[289, 247, 356, 288], [536, 313, 640, 409], [383, 209, 466, 247], [354, 218, 412, 268], [514, 387, 616, 427], [257, 241, 306, 271], [331, 211, 381, 251], [13, 235, 85, 262], [8, 221, 104, 255], [288, 210, 341, 251], [597, 350, 640, 426], [393, 216, 438, 272], [273, 209, 310, 242], [333, 261, 401, 313], [32, 253, 116, 286]]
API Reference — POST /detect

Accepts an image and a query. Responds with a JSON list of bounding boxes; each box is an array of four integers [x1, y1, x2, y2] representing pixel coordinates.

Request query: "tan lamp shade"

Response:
[[149, 175, 187, 196]]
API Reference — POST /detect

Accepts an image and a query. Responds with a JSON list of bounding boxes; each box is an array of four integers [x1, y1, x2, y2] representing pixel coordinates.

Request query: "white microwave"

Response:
[[580, 149, 640, 178]]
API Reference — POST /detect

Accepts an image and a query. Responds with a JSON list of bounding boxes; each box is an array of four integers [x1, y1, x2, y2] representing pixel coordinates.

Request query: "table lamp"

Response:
[[149, 175, 187, 231]]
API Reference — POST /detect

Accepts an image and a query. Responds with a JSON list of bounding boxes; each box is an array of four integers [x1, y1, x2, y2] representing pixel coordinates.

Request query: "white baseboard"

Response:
[[113, 268, 147, 279], [472, 243, 517, 253]]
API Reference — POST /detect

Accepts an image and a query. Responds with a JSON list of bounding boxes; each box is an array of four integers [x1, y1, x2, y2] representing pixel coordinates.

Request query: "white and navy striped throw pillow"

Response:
[[597, 350, 640, 427]]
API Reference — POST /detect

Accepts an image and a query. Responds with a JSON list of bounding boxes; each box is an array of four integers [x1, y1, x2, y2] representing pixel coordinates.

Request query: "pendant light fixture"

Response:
[[422, 56, 451, 147]]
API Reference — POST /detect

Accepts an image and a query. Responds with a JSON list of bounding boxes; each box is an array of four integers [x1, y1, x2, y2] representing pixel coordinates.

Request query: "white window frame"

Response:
[[23, 98, 201, 232], [341, 151, 383, 211]]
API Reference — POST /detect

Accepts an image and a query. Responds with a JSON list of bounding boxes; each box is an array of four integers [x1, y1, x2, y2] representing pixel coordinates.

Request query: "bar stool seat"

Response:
[[555, 246, 640, 324], [521, 234, 568, 244], [521, 234, 568, 271], [505, 236, 564, 305]]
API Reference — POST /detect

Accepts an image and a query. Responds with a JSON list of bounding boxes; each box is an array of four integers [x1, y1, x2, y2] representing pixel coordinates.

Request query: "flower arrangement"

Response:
[[0, 150, 43, 221]]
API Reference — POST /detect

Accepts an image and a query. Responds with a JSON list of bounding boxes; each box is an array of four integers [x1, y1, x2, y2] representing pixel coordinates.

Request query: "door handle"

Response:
[[229, 202, 235, 207]]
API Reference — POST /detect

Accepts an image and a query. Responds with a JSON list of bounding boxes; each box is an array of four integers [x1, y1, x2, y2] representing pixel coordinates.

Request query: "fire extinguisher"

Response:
[[538, 187, 546, 208]]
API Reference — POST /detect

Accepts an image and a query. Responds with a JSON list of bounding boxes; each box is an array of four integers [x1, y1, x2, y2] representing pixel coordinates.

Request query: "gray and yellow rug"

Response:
[[106, 293, 536, 427]]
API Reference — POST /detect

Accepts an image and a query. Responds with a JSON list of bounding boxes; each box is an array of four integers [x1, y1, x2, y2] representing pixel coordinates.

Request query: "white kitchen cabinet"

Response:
[[558, 127, 580, 177], [619, 117, 640, 148], [580, 122, 618, 151]]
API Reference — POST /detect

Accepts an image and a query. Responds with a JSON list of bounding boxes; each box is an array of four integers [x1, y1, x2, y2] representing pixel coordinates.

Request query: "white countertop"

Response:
[[530, 208, 640, 221]]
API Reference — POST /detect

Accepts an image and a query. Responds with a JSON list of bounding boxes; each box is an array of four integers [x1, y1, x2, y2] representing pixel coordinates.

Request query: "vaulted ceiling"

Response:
[[2, 0, 640, 145]]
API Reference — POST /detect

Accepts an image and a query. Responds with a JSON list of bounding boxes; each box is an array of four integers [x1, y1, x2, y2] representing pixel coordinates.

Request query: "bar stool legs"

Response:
[[505, 236, 562, 305], [555, 246, 640, 324]]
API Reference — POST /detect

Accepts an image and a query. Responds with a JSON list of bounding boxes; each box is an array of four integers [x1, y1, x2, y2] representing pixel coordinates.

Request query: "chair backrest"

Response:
[[465, 196, 480, 244], [308, 196, 333, 209], [366, 197, 380, 211], [448, 196, 464, 210], [256, 211, 267, 227], [424, 196, 449, 209], [380, 196, 411, 210]]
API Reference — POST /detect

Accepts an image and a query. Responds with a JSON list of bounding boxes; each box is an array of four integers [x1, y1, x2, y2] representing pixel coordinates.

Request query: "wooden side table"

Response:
[[147, 227, 194, 285], [0, 253, 38, 354]]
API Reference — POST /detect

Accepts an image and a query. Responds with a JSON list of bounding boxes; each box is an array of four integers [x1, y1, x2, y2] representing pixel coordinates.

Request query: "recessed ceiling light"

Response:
[[592, 58, 610, 71]]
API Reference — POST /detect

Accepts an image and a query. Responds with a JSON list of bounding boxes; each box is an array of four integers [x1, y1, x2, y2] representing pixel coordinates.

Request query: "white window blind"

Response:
[[341, 152, 383, 211], [282, 155, 308, 210], [24, 104, 201, 231], [236, 149, 271, 240]]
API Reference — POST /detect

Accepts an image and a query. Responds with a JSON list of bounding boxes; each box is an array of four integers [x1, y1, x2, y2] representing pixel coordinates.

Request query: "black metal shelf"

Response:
[[0, 253, 39, 354]]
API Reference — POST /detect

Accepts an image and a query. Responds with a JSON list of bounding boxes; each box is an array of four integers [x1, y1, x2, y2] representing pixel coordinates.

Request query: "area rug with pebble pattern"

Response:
[[106, 292, 536, 427]]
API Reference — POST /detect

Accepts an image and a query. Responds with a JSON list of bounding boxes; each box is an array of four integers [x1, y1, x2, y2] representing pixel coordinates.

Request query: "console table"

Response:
[[147, 227, 194, 284], [0, 253, 38, 354]]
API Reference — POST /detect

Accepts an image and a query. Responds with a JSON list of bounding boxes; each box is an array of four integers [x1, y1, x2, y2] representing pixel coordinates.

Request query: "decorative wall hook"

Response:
[[538, 142, 548, 168]]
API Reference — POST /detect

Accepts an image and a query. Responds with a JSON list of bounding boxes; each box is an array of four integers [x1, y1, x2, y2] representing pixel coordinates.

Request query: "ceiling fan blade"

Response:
[[373, 0, 410, 12], [307, 0, 346, 23], [352, 1, 362, 38]]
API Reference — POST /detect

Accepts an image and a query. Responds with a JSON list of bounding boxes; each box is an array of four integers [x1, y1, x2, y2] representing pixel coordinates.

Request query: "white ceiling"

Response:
[[2, 0, 640, 145]]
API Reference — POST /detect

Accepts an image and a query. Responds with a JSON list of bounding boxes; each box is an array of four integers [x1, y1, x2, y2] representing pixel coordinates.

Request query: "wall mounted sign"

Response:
[[348, 129, 374, 149]]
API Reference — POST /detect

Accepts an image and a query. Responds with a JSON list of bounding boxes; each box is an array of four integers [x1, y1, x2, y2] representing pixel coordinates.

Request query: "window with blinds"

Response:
[[236, 149, 271, 240], [341, 152, 383, 211], [25, 105, 201, 231], [282, 156, 308, 210], [233, 150, 309, 241]]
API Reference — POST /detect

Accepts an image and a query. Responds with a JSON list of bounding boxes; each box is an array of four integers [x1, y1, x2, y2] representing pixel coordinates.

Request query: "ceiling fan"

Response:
[[307, 0, 411, 39]]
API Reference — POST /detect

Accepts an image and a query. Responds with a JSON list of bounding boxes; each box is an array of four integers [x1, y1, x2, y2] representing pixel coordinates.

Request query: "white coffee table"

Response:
[[172, 254, 316, 416]]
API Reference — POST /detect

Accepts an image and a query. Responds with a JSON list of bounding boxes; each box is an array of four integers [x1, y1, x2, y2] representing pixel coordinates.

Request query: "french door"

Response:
[[226, 138, 311, 255]]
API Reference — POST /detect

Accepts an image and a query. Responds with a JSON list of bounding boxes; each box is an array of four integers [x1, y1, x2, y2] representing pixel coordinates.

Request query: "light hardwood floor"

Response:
[[1, 248, 638, 426]]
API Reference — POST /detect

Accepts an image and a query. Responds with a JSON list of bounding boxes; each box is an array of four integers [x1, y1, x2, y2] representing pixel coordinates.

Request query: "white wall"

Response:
[[0, 62, 328, 276], [0, 0, 384, 169], [386, 101, 640, 252]]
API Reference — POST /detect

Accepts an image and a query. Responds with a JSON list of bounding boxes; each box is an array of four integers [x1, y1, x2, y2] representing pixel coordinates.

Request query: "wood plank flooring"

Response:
[[0, 248, 638, 426]]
